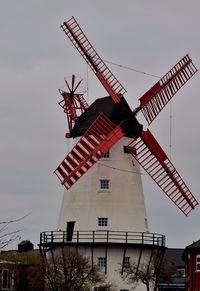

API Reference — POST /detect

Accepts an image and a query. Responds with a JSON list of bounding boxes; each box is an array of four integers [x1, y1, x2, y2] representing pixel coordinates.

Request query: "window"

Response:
[[98, 217, 108, 227], [124, 256, 130, 267], [177, 267, 185, 277], [2, 269, 13, 290], [196, 255, 200, 271], [100, 179, 109, 189], [101, 151, 110, 159], [124, 145, 136, 155], [98, 257, 107, 268]]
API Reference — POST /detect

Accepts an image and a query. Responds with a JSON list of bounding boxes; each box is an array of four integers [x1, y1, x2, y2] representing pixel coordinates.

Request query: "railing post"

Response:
[[63, 231, 65, 243], [142, 232, 144, 244], [107, 231, 109, 243], [93, 231, 95, 243], [51, 231, 53, 243], [77, 231, 79, 243], [162, 235, 165, 246]]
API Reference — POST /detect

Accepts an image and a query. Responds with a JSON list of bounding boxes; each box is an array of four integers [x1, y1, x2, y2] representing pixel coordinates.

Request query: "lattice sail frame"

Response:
[[61, 16, 126, 104], [54, 113, 124, 189], [126, 130, 198, 215], [139, 55, 198, 125]]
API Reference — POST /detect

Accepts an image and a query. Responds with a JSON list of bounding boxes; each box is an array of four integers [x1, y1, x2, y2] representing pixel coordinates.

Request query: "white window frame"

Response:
[[98, 217, 108, 227], [196, 255, 200, 271], [100, 179, 110, 190], [2, 268, 14, 290], [176, 267, 185, 277]]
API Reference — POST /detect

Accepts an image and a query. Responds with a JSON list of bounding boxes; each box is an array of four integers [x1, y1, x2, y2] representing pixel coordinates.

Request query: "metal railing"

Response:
[[40, 230, 165, 247]]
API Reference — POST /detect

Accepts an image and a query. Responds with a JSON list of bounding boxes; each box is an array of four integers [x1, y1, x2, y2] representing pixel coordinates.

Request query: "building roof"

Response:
[[185, 240, 200, 250], [71, 96, 125, 138], [18, 240, 33, 246], [18, 240, 34, 252], [183, 240, 200, 260], [71, 95, 143, 139], [165, 248, 185, 267]]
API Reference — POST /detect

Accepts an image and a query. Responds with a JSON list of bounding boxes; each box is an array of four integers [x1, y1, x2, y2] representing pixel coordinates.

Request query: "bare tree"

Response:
[[44, 248, 112, 291], [0, 220, 21, 249], [158, 255, 177, 284], [0, 214, 29, 249], [122, 253, 176, 291], [122, 261, 156, 291]]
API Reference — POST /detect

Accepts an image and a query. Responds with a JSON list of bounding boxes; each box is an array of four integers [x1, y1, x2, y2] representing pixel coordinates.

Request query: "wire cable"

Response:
[[104, 59, 160, 79], [98, 162, 148, 176]]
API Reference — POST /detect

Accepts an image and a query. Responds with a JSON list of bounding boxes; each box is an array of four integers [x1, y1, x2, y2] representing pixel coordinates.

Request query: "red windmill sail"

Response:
[[54, 113, 124, 189], [139, 54, 197, 125], [126, 130, 198, 215], [61, 16, 126, 104]]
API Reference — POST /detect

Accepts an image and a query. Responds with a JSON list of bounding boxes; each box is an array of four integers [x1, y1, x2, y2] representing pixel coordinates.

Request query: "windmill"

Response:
[[55, 16, 198, 216]]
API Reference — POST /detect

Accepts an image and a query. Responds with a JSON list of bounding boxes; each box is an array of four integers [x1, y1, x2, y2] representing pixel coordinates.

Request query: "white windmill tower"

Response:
[[40, 17, 198, 290], [57, 92, 149, 235]]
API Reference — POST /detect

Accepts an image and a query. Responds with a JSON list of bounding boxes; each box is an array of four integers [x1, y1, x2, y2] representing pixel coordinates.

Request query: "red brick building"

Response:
[[183, 240, 200, 291]]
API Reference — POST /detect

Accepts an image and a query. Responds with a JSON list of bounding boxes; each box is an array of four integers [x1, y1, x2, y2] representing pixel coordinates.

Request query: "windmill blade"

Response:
[[61, 16, 127, 104], [126, 129, 198, 215], [139, 55, 197, 125], [54, 113, 124, 189]]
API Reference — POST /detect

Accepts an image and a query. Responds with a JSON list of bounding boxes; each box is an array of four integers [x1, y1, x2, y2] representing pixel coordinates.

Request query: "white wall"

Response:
[[51, 244, 157, 291], [57, 137, 148, 233]]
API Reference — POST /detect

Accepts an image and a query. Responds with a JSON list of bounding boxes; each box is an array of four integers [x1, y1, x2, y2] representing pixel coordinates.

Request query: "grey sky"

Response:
[[0, 0, 200, 249]]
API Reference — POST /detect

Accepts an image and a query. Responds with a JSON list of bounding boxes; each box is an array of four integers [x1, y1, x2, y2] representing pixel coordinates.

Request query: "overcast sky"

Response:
[[0, 0, 200, 249]]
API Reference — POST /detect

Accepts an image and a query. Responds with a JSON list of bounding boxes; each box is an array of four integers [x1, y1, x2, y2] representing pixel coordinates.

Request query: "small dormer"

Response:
[[18, 240, 34, 252]]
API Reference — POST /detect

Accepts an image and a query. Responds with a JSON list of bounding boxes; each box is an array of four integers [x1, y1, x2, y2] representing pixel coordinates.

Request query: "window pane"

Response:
[[98, 257, 107, 267], [196, 256, 200, 271], [124, 257, 130, 267], [3, 269, 8, 288], [98, 217, 108, 226], [197, 264, 200, 270], [100, 179, 109, 189], [101, 151, 110, 158], [2, 269, 13, 289]]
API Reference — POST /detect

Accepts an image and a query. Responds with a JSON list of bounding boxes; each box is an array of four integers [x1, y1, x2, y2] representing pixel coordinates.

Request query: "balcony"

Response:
[[40, 230, 165, 247]]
